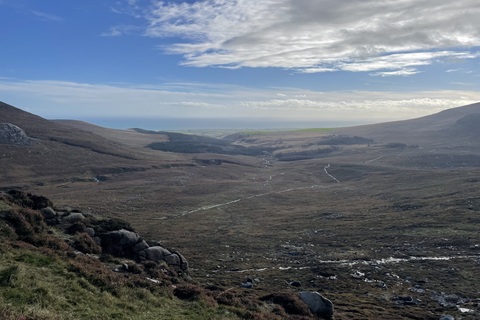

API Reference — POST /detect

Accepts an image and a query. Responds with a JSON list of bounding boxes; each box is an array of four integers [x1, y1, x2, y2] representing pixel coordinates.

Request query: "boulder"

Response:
[[0, 123, 33, 145], [100, 229, 142, 259], [85, 227, 95, 237], [132, 240, 149, 253], [62, 212, 86, 223], [299, 291, 334, 319], [140, 246, 171, 261], [174, 251, 189, 271], [164, 253, 181, 266], [41, 207, 57, 219]]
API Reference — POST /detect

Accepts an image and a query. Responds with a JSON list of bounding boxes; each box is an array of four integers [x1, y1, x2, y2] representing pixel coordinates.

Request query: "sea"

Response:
[[78, 117, 360, 132]]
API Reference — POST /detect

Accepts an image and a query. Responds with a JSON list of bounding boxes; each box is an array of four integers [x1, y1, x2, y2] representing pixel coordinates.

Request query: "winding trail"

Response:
[[177, 161, 346, 217], [365, 155, 384, 163], [324, 163, 340, 183], [178, 183, 325, 217], [264, 172, 285, 186]]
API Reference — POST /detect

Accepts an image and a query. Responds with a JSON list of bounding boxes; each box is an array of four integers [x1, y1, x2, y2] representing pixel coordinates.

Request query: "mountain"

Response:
[[0, 101, 146, 186], [334, 102, 480, 146], [0, 101, 138, 158]]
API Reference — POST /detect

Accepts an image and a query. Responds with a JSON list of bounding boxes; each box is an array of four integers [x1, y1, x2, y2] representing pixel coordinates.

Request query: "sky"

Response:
[[1, 0, 480, 129]]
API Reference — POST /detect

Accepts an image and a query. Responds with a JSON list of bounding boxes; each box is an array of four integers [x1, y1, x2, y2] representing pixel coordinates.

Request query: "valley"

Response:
[[1, 101, 480, 319]]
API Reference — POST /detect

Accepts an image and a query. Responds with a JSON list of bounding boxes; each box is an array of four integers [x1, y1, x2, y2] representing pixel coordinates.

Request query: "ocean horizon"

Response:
[[70, 117, 363, 131]]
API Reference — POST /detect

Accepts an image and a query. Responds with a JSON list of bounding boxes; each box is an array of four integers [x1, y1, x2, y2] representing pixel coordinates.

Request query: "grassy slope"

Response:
[[0, 250, 235, 320], [0, 197, 240, 320]]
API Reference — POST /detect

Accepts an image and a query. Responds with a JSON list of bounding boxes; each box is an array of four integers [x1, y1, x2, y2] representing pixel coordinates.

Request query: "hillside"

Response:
[[1, 101, 480, 319], [0, 102, 193, 187], [333, 102, 480, 146], [0, 102, 138, 159], [0, 190, 337, 320]]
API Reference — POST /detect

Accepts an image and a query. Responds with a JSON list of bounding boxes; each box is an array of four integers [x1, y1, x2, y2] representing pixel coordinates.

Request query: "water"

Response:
[[75, 117, 359, 131]]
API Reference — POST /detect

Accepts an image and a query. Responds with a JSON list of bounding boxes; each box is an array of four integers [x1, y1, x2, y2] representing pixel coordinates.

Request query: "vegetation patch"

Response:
[[148, 132, 271, 156]]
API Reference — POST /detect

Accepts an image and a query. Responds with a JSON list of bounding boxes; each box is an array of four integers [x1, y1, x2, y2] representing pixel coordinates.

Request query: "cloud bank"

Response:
[[137, 0, 480, 75], [1, 79, 479, 127]]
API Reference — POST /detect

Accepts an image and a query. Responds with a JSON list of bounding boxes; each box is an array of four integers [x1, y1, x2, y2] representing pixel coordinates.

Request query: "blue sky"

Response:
[[1, 0, 480, 129]]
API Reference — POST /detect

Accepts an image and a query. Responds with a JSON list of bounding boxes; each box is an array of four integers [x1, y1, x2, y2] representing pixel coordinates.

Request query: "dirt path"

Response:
[[324, 163, 340, 183]]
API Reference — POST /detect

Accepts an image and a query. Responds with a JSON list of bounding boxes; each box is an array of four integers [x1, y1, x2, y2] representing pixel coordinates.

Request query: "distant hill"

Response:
[[0, 101, 136, 158], [0, 101, 144, 186], [334, 102, 480, 146]]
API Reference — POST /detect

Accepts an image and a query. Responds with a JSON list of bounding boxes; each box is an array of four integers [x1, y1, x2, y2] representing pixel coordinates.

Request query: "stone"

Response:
[[85, 227, 95, 237], [175, 251, 189, 271], [393, 295, 419, 306], [0, 123, 33, 145], [164, 253, 181, 266], [439, 315, 455, 320], [41, 207, 57, 219], [100, 229, 142, 259], [351, 270, 365, 279], [289, 281, 302, 287], [62, 212, 86, 223], [132, 240, 149, 253], [299, 291, 334, 319], [142, 246, 171, 261]]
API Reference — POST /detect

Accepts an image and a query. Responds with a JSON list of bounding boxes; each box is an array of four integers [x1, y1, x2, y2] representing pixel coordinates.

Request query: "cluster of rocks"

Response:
[[40, 206, 188, 274], [0, 123, 33, 145], [100, 228, 188, 272]]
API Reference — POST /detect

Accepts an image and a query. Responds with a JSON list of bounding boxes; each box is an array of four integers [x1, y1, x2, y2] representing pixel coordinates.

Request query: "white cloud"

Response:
[[130, 0, 480, 75], [31, 10, 64, 23], [100, 25, 140, 37], [0, 78, 479, 125]]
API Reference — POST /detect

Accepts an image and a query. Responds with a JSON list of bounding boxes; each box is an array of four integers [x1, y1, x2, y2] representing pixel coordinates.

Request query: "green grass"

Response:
[[0, 244, 240, 320], [239, 127, 334, 135], [0, 201, 12, 212], [291, 128, 334, 133]]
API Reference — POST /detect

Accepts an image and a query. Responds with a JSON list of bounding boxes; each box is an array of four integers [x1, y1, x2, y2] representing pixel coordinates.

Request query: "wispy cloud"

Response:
[[100, 25, 140, 37], [31, 10, 64, 23], [124, 0, 480, 75], [0, 78, 479, 124]]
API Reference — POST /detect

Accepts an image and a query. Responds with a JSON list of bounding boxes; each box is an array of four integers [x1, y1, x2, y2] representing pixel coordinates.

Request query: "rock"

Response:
[[164, 253, 181, 266], [431, 292, 466, 308], [299, 291, 334, 319], [62, 212, 86, 223], [393, 295, 419, 306], [132, 240, 149, 253], [100, 229, 142, 259], [241, 281, 254, 288], [439, 315, 455, 320], [141, 246, 171, 261], [175, 251, 189, 271], [41, 207, 57, 219], [85, 227, 95, 237], [351, 270, 365, 279], [289, 281, 302, 287], [0, 123, 33, 145]]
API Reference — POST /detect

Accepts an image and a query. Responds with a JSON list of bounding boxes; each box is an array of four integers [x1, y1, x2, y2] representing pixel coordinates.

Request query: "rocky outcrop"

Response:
[[0, 123, 33, 145], [100, 229, 143, 259], [299, 291, 334, 319], [99, 231, 189, 273], [25, 192, 190, 274]]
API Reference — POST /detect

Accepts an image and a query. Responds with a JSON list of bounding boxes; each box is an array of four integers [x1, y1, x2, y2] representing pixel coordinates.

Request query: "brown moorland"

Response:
[[1, 101, 480, 319]]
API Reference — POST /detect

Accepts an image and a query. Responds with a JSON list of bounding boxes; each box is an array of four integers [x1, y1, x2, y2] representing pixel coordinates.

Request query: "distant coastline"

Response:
[[74, 117, 364, 131]]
